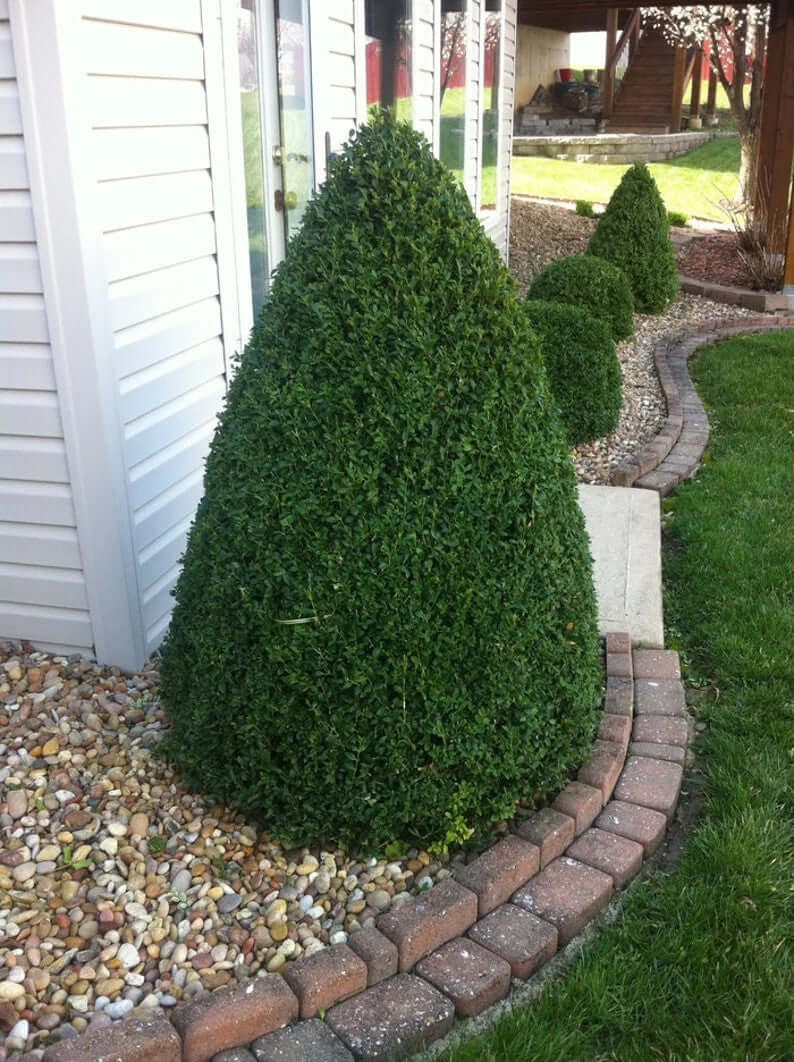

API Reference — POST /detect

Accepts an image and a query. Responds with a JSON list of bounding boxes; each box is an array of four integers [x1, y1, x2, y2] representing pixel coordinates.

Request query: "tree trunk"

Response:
[[738, 128, 759, 207]]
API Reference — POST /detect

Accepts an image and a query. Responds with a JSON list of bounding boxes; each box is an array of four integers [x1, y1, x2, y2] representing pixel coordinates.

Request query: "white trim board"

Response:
[[10, 0, 146, 669]]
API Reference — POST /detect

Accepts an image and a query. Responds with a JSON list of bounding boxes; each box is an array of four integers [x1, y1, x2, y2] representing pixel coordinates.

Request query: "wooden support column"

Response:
[[706, 67, 718, 115], [785, 181, 794, 293], [602, 8, 619, 119], [670, 45, 687, 132], [690, 48, 702, 117], [755, 0, 794, 256]]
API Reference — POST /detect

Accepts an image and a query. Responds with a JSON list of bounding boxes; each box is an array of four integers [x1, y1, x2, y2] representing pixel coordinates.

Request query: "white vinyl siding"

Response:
[[0, 11, 93, 656], [82, 2, 229, 656], [413, 1, 436, 143]]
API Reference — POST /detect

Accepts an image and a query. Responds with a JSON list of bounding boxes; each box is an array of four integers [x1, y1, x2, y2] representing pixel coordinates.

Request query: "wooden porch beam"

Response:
[[706, 67, 718, 114], [785, 181, 794, 292], [690, 48, 702, 117], [755, 0, 794, 257]]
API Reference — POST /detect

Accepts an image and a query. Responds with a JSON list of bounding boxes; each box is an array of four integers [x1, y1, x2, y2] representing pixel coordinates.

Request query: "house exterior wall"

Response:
[[0, 0, 94, 655], [515, 24, 570, 111], [6, 0, 518, 669]]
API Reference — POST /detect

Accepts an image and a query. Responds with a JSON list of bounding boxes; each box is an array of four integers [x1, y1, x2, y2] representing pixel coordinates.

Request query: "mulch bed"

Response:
[[676, 232, 757, 290]]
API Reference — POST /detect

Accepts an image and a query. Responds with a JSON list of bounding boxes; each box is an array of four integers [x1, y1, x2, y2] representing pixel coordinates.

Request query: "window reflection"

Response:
[[480, 0, 501, 211], [274, 0, 314, 243], [237, 0, 268, 317], [365, 0, 412, 122], [439, 1, 466, 180]]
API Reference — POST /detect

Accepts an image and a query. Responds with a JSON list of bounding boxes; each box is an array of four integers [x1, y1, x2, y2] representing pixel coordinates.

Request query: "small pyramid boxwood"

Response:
[[587, 163, 678, 314], [528, 255, 634, 341], [524, 300, 622, 445], [159, 113, 602, 850]]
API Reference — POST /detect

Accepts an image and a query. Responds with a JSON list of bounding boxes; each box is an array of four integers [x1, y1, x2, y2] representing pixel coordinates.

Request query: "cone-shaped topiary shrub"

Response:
[[159, 112, 602, 851], [524, 300, 622, 445], [528, 254, 634, 341], [587, 163, 678, 314]]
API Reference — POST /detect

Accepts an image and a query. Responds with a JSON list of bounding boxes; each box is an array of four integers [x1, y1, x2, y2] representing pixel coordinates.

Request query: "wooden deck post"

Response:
[[602, 8, 619, 119], [690, 48, 702, 117], [754, 0, 794, 256], [670, 45, 687, 132], [785, 182, 794, 293], [706, 67, 718, 115]]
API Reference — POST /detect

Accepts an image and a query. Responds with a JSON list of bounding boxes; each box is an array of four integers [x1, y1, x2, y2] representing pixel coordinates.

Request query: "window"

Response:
[[480, 0, 502, 211], [365, 0, 412, 122], [237, 0, 269, 318], [439, 1, 467, 180]]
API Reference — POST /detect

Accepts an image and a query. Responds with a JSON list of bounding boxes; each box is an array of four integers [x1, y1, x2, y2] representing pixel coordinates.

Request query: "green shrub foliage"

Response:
[[524, 300, 622, 445], [587, 163, 679, 314], [575, 199, 595, 219], [159, 113, 602, 851], [527, 254, 634, 341]]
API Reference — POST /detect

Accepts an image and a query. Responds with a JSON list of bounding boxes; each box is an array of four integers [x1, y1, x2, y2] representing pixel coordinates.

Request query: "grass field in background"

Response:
[[512, 136, 741, 221], [439, 329, 794, 1062]]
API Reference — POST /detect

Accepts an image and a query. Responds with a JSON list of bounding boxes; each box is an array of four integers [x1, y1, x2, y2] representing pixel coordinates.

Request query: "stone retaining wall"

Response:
[[514, 130, 715, 165]]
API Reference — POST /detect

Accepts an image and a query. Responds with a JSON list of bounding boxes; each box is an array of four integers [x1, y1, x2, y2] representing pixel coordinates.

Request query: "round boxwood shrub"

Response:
[[524, 300, 622, 445], [158, 112, 602, 851], [527, 254, 634, 340], [587, 162, 679, 314]]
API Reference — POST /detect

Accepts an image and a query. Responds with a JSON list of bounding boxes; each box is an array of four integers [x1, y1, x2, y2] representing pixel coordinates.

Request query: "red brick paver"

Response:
[[516, 807, 575, 868], [633, 715, 688, 747], [283, 943, 368, 1019], [596, 799, 668, 855], [347, 926, 399, 986], [326, 973, 455, 1061], [577, 739, 625, 804], [606, 652, 633, 679], [566, 827, 644, 887], [377, 880, 478, 972], [598, 712, 633, 751], [468, 902, 558, 978], [553, 780, 603, 835], [251, 1018, 353, 1061], [512, 857, 613, 944], [455, 834, 539, 916], [630, 740, 686, 764], [634, 679, 686, 716], [415, 937, 512, 1017], [41, 1010, 181, 1062], [172, 976, 298, 1062], [632, 649, 681, 679], [605, 676, 633, 716], [614, 756, 684, 819], [606, 632, 631, 655]]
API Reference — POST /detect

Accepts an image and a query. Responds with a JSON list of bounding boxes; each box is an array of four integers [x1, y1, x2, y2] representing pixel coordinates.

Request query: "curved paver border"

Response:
[[22, 638, 691, 1062], [611, 315, 794, 494]]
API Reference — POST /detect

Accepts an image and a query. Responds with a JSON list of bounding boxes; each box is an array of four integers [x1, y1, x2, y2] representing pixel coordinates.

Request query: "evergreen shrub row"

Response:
[[524, 300, 622, 445], [528, 254, 635, 341]]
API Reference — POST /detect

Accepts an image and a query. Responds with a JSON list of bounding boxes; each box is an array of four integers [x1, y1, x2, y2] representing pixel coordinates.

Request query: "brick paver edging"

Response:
[[611, 315, 794, 495], [679, 275, 793, 314], [23, 639, 691, 1062]]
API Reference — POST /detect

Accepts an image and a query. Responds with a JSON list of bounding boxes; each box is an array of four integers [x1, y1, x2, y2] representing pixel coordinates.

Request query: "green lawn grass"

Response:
[[512, 136, 740, 221], [437, 329, 794, 1062]]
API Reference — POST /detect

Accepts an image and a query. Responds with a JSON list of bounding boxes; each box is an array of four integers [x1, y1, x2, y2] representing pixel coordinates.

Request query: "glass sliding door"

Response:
[[234, 0, 315, 319], [364, 0, 412, 122], [480, 0, 502, 211], [237, 0, 270, 317], [439, 0, 466, 181], [273, 0, 314, 243]]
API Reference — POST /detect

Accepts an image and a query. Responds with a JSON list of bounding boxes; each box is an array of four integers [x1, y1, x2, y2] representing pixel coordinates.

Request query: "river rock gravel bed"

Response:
[[0, 650, 468, 1057], [0, 198, 765, 1059]]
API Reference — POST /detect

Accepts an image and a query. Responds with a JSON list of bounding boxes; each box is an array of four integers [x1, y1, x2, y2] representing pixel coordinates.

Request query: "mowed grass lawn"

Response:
[[512, 136, 740, 221], [438, 330, 794, 1062]]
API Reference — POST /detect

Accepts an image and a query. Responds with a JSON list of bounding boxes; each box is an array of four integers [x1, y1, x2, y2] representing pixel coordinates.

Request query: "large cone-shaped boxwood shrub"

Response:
[[587, 163, 678, 314], [528, 255, 634, 341], [524, 300, 622, 445], [159, 112, 602, 850]]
